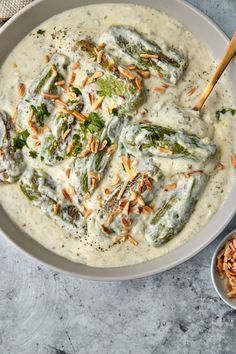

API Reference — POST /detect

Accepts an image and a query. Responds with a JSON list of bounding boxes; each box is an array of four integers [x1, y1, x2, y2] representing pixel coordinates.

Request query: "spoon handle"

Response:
[[194, 31, 236, 111]]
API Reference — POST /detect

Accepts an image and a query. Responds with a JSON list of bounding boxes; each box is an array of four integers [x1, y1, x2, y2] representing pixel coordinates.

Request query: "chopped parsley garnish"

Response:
[[112, 108, 119, 116], [216, 108, 236, 121], [29, 150, 38, 159], [69, 134, 82, 157], [12, 130, 30, 151], [84, 112, 105, 133], [71, 87, 82, 96], [37, 29, 45, 35], [31, 103, 50, 127], [56, 156, 64, 161]]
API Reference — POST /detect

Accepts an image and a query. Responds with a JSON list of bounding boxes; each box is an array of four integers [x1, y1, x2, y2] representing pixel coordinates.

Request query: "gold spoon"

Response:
[[194, 31, 236, 111]]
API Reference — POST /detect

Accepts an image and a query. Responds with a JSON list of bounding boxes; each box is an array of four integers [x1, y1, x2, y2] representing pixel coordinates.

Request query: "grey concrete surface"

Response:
[[0, 1, 236, 353]]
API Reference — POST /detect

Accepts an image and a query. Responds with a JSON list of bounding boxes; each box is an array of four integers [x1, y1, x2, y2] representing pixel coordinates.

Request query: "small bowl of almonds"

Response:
[[211, 229, 236, 309]]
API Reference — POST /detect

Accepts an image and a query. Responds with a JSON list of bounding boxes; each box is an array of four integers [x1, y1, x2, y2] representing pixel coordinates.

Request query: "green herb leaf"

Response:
[[72, 87, 82, 96], [112, 108, 119, 116], [84, 112, 105, 133], [216, 108, 236, 121], [12, 130, 30, 151], [37, 29, 45, 35], [69, 134, 82, 157], [29, 150, 38, 159], [31, 103, 50, 127]]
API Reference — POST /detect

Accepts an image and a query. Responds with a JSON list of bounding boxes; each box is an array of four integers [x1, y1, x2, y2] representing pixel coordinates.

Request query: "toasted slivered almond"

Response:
[[153, 87, 166, 93], [120, 199, 127, 210], [124, 201, 131, 216], [137, 70, 150, 79], [127, 235, 138, 246], [156, 146, 172, 155], [113, 235, 127, 243], [130, 172, 138, 182], [88, 92, 95, 105], [184, 170, 204, 178], [0, 149, 4, 156], [117, 181, 128, 200], [164, 183, 177, 192], [94, 47, 99, 55], [105, 188, 111, 195], [34, 141, 41, 147], [121, 218, 130, 229], [144, 177, 153, 191], [90, 140, 95, 153], [84, 209, 93, 220], [53, 203, 60, 215], [66, 141, 75, 155], [72, 62, 80, 70], [231, 153, 236, 168], [135, 77, 142, 90], [87, 71, 103, 84], [61, 188, 72, 203], [91, 178, 97, 190], [215, 162, 225, 171], [121, 155, 132, 175], [127, 65, 137, 70], [87, 56, 96, 63], [43, 93, 60, 100], [83, 192, 91, 201], [106, 214, 113, 225], [118, 66, 135, 80], [187, 87, 197, 96], [17, 82, 26, 97], [142, 205, 153, 214], [99, 140, 108, 151], [69, 72, 76, 85], [162, 83, 170, 89], [12, 107, 18, 125], [98, 42, 106, 49], [97, 50, 104, 64], [137, 195, 145, 207], [88, 171, 100, 180], [97, 197, 103, 207], [59, 108, 71, 115], [80, 76, 88, 88], [72, 111, 87, 122], [54, 80, 65, 86], [93, 96, 105, 110], [55, 98, 67, 108], [67, 186, 75, 196], [157, 71, 164, 78], [65, 168, 71, 178], [94, 140, 100, 153], [100, 223, 111, 235], [78, 149, 90, 158], [140, 53, 159, 59], [51, 64, 57, 76], [44, 54, 50, 64], [130, 191, 137, 202], [62, 128, 71, 140], [111, 175, 121, 186], [107, 144, 117, 156], [133, 207, 140, 215]]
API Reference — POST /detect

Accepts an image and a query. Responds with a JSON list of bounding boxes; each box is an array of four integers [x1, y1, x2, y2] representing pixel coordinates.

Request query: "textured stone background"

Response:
[[0, 1, 236, 353]]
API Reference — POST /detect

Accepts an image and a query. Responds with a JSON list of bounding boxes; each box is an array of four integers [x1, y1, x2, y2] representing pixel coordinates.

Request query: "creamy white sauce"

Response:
[[0, 4, 235, 267]]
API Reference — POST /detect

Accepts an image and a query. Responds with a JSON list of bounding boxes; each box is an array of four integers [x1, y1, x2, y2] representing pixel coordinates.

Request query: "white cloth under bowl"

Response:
[[0, 0, 32, 22]]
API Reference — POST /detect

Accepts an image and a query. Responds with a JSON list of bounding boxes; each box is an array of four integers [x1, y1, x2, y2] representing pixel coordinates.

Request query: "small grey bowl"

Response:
[[211, 229, 236, 309]]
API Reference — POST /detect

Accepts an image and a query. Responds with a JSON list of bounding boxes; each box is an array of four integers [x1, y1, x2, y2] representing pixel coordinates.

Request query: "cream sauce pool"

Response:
[[0, 4, 235, 267]]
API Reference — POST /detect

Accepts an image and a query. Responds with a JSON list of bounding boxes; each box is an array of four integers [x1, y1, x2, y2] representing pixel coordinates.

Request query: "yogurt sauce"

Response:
[[0, 4, 235, 267]]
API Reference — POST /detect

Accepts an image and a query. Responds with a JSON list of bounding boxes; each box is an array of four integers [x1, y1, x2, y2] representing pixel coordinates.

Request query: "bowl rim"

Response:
[[0, 0, 235, 280], [211, 229, 236, 309]]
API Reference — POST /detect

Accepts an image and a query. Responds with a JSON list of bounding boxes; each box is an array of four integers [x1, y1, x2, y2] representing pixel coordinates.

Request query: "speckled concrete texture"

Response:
[[0, 1, 236, 353]]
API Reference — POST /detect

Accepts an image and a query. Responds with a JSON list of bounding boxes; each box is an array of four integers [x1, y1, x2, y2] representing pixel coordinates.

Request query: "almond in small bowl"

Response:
[[211, 229, 236, 309]]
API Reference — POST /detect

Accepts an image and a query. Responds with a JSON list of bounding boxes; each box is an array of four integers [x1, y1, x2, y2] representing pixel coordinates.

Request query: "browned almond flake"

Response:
[[87, 56, 96, 63], [121, 218, 130, 229], [105, 188, 111, 195], [88, 92, 95, 105], [84, 209, 93, 220], [72, 62, 80, 70], [61, 129, 71, 141], [123, 201, 131, 216], [120, 199, 127, 210], [137, 195, 145, 207], [215, 162, 225, 171], [130, 172, 138, 182], [106, 214, 113, 225], [83, 192, 91, 201], [12, 107, 18, 125], [107, 144, 117, 156], [94, 140, 100, 153], [153, 87, 166, 93], [94, 47, 99, 55], [157, 71, 164, 78], [113, 235, 127, 243], [142, 205, 153, 214], [187, 87, 197, 96], [118, 66, 135, 80], [43, 93, 60, 100], [164, 183, 177, 192], [144, 177, 153, 191], [137, 70, 151, 79], [127, 65, 137, 70], [69, 72, 76, 85], [98, 42, 106, 49], [0, 149, 3, 156], [53, 203, 60, 215], [17, 83, 26, 97], [117, 181, 128, 200], [93, 96, 105, 110], [88, 171, 100, 180], [72, 111, 87, 123], [55, 98, 67, 108], [127, 235, 138, 246], [231, 153, 236, 168], [89, 140, 95, 153], [156, 146, 172, 154], [121, 155, 132, 175], [67, 186, 75, 196], [130, 191, 137, 202], [65, 168, 71, 178], [44, 54, 50, 64], [111, 175, 121, 186], [66, 141, 75, 155], [97, 50, 104, 64], [133, 207, 140, 215], [184, 170, 204, 178], [59, 108, 71, 115], [99, 140, 108, 151], [87, 71, 104, 84], [100, 223, 112, 235], [97, 197, 103, 208], [80, 76, 89, 88], [135, 77, 142, 90], [54, 80, 65, 86], [51, 64, 57, 77], [91, 178, 97, 190], [78, 149, 90, 158], [61, 188, 72, 203], [34, 141, 41, 147], [140, 53, 159, 59]]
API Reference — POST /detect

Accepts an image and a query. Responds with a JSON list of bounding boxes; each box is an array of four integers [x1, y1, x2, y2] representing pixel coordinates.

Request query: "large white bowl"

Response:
[[0, 0, 235, 280]]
